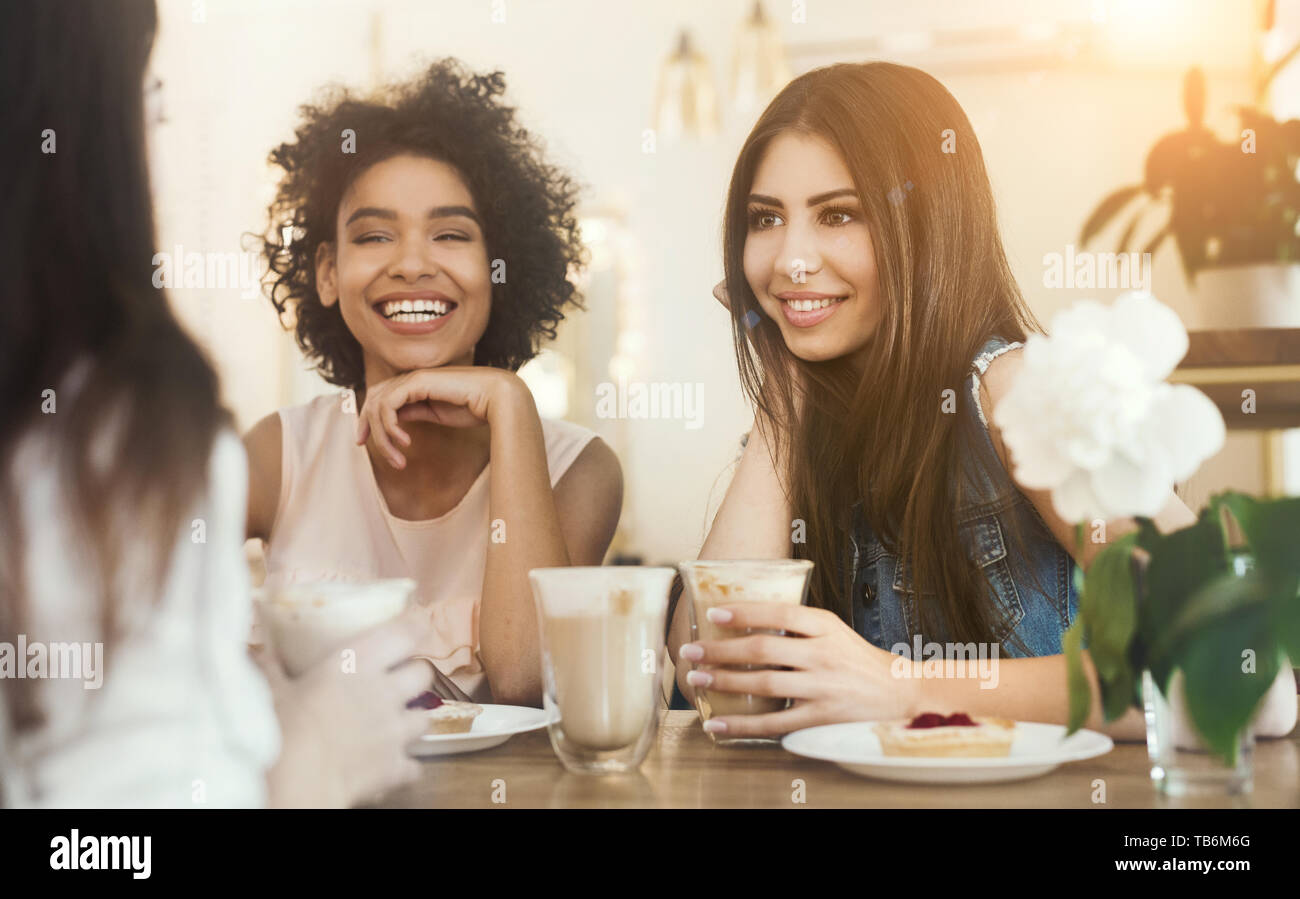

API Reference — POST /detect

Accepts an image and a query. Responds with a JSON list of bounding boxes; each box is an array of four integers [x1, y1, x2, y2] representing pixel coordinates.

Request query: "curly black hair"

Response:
[[262, 58, 586, 391]]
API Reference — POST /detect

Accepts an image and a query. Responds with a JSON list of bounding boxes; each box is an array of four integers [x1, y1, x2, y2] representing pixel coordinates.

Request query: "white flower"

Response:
[[992, 291, 1225, 524]]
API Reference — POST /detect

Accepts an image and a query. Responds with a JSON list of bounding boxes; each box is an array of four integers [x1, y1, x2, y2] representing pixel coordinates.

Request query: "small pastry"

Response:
[[874, 712, 1016, 757], [407, 691, 483, 735]]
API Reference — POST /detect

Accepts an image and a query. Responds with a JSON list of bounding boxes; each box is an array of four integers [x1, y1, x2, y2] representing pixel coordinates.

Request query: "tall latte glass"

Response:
[[678, 559, 813, 746], [530, 567, 674, 775]]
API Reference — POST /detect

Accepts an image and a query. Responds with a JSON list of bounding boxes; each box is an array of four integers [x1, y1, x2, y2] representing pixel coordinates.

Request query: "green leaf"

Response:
[[1080, 534, 1139, 684], [1079, 534, 1141, 723], [1080, 185, 1145, 246], [1064, 533, 1145, 727], [1278, 574, 1300, 664], [1216, 492, 1300, 579], [1178, 580, 1280, 764], [1064, 618, 1091, 735], [1136, 512, 1232, 689], [1147, 569, 1268, 663], [1102, 662, 1135, 722]]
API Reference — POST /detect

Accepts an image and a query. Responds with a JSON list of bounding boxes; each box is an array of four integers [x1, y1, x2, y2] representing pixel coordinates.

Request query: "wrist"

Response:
[[268, 713, 342, 808], [899, 655, 929, 718], [487, 371, 537, 423]]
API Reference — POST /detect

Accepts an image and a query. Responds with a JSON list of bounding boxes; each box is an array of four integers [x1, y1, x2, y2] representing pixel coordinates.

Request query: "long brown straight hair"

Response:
[[0, 0, 227, 733], [723, 62, 1044, 647]]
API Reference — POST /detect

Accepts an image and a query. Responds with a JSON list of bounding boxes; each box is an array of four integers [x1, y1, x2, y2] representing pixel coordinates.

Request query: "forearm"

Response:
[[915, 653, 1296, 740], [909, 650, 1147, 741], [479, 386, 569, 705]]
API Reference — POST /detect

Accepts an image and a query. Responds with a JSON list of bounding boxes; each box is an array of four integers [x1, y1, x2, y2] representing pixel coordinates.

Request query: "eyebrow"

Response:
[[344, 205, 482, 227], [747, 188, 858, 208]]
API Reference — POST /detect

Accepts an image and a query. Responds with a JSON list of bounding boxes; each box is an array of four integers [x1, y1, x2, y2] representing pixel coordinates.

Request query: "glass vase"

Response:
[[1143, 669, 1254, 797]]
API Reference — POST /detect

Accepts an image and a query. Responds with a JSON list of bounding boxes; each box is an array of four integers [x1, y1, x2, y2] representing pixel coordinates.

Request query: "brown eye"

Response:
[[821, 207, 856, 226], [748, 208, 783, 230]]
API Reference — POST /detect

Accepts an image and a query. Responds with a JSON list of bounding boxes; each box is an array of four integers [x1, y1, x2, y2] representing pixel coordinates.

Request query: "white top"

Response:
[[0, 427, 280, 807]]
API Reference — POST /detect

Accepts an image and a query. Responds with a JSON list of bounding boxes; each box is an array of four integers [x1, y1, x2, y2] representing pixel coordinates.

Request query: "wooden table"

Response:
[[375, 710, 1300, 809]]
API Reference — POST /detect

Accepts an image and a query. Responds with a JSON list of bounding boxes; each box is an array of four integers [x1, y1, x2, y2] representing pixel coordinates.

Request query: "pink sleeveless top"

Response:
[[264, 393, 597, 702]]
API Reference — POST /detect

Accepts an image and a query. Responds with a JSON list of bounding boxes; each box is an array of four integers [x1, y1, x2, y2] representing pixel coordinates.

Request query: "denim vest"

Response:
[[847, 335, 1078, 658]]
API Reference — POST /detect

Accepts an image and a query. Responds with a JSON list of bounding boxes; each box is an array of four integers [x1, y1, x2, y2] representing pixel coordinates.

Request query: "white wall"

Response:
[[150, 0, 1288, 565]]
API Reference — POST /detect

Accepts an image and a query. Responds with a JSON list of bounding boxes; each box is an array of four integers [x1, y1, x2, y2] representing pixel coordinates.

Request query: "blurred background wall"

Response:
[[145, 0, 1300, 565]]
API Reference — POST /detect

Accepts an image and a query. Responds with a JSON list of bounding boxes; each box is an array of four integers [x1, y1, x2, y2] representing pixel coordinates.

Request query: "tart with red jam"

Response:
[[873, 712, 1016, 757], [406, 691, 483, 735]]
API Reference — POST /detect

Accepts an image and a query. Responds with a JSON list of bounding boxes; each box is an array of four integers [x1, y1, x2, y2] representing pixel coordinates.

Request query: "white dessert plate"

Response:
[[781, 720, 1113, 784], [407, 704, 553, 758]]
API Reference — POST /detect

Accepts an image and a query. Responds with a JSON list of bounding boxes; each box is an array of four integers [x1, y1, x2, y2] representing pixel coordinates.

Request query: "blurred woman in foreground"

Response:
[[0, 0, 428, 807]]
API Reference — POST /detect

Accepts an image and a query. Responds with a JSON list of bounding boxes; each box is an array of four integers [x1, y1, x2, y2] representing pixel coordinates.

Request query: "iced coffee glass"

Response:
[[529, 566, 674, 775], [678, 559, 813, 746]]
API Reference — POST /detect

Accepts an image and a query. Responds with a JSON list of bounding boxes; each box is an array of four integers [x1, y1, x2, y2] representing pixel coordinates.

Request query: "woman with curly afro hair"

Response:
[[245, 59, 622, 706]]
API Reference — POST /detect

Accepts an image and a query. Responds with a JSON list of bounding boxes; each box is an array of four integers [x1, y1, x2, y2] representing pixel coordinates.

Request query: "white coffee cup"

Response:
[[254, 578, 416, 676]]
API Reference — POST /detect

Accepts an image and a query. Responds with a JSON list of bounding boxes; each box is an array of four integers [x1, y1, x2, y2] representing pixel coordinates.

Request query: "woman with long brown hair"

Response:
[[667, 62, 1296, 741]]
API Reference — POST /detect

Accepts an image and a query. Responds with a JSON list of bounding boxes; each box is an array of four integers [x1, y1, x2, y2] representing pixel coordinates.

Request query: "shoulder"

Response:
[[563, 434, 622, 488], [243, 412, 282, 469], [539, 415, 597, 448], [546, 420, 621, 492], [242, 394, 347, 517], [242, 413, 283, 542], [976, 343, 1025, 407], [972, 343, 1025, 472], [547, 424, 622, 515], [277, 392, 349, 438], [539, 417, 603, 478]]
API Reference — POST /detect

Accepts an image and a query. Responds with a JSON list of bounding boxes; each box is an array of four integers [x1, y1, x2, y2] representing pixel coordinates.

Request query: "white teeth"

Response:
[[379, 299, 454, 321], [786, 297, 844, 311]]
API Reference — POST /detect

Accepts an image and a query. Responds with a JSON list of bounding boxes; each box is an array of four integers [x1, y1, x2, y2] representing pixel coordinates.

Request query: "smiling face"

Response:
[[742, 131, 881, 363], [316, 153, 492, 382]]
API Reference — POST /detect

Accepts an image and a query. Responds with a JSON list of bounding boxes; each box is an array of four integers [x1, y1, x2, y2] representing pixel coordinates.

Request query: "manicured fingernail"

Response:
[[680, 643, 703, 661], [706, 607, 733, 624], [703, 719, 727, 734], [686, 670, 713, 687]]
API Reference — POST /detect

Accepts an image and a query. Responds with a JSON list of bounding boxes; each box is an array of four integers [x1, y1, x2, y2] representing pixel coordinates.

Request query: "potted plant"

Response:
[[1079, 66, 1300, 329], [992, 291, 1300, 794]]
